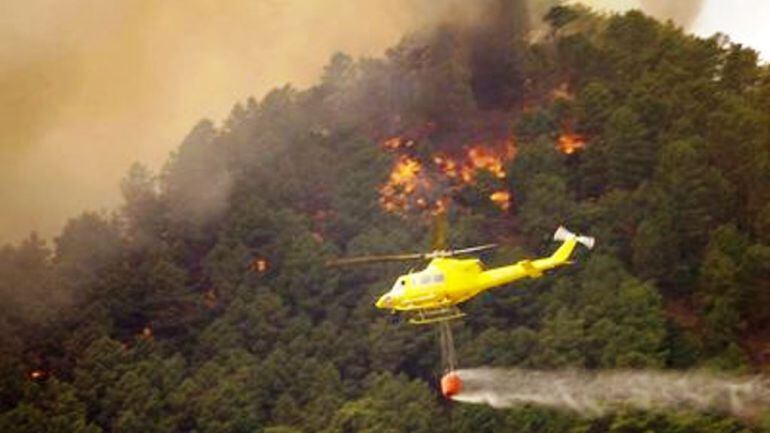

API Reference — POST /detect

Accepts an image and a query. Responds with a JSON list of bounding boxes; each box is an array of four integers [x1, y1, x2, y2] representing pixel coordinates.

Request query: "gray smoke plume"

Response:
[[453, 368, 770, 420]]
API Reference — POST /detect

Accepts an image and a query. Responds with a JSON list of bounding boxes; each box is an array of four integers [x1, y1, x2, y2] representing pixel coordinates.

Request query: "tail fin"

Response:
[[553, 226, 595, 250], [527, 226, 595, 273]]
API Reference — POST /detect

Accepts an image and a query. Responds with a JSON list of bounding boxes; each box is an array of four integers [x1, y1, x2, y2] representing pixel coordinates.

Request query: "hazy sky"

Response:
[[0, 0, 767, 244], [693, 0, 770, 61], [585, 0, 770, 60]]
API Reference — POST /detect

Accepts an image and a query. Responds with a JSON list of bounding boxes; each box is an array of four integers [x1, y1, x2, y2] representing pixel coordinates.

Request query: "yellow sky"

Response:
[[0, 0, 763, 244]]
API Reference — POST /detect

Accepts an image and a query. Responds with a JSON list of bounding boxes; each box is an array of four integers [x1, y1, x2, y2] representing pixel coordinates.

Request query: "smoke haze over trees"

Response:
[[0, 0, 743, 244], [1, 1, 770, 432]]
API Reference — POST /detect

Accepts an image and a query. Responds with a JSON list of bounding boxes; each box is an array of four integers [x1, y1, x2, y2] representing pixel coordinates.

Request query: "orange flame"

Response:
[[433, 154, 459, 179], [250, 258, 270, 273], [558, 132, 586, 155], [383, 137, 415, 150], [551, 82, 574, 101], [29, 369, 47, 380], [379, 155, 438, 213], [464, 142, 516, 181], [203, 289, 218, 309], [379, 138, 515, 214], [141, 325, 153, 339], [489, 191, 511, 211]]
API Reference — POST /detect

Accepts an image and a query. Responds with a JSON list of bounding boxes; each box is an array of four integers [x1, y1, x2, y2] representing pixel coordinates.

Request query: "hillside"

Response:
[[1, 2, 769, 432]]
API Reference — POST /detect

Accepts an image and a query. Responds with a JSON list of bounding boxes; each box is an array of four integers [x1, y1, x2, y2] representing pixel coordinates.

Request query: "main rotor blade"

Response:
[[325, 253, 426, 267], [326, 243, 499, 267], [446, 243, 498, 257]]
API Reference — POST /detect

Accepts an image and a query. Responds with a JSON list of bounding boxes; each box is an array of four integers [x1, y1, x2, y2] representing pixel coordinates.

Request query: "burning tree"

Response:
[[378, 135, 516, 216]]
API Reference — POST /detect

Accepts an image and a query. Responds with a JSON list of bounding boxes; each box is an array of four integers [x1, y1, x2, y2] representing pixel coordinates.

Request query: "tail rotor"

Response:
[[553, 226, 595, 250]]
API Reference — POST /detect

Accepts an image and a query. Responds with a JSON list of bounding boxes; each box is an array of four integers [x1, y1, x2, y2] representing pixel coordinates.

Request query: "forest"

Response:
[[1, 1, 769, 432]]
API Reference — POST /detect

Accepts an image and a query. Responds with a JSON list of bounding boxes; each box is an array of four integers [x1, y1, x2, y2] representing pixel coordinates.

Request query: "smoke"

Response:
[[164, 120, 233, 227], [639, 0, 705, 28], [0, 0, 709, 244], [576, 0, 705, 28], [452, 368, 770, 420], [0, 0, 445, 244]]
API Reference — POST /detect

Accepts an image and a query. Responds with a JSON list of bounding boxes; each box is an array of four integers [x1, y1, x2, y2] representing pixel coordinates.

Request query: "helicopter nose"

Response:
[[376, 294, 393, 309]]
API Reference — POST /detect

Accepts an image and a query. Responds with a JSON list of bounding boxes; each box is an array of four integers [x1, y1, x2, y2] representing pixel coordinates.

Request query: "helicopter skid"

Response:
[[409, 306, 466, 325]]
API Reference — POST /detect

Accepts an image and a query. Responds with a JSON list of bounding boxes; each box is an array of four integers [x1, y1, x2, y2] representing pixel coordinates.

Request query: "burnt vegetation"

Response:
[[1, 2, 770, 432]]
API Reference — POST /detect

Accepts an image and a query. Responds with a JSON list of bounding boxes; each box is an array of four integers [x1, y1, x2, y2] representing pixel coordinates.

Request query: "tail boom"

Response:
[[474, 226, 594, 291]]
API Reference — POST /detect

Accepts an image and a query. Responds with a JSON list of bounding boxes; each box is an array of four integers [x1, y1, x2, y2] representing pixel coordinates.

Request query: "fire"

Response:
[[434, 141, 515, 182], [433, 155, 459, 178], [29, 369, 47, 381], [203, 289, 218, 309], [379, 155, 436, 213], [250, 258, 270, 273], [386, 155, 421, 194], [489, 191, 511, 211], [434, 197, 449, 215], [141, 325, 153, 339], [558, 132, 586, 155], [379, 138, 515, 214], [551, 82, 574, 101], [464, 143, 515, 181], [309, 210, 331, 244], [383, 137, 415, 150]]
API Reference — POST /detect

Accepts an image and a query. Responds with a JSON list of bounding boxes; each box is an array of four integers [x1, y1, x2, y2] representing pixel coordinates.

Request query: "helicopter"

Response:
[[328, 226, 595, 325], [328, 224, 594, 399]]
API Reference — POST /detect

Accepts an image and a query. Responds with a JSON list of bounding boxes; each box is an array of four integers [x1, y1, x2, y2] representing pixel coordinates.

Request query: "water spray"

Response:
[[450, 367, 770, 420]]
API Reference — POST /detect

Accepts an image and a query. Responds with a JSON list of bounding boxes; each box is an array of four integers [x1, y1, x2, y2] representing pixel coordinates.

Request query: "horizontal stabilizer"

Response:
[[576, 235, 595, 250]]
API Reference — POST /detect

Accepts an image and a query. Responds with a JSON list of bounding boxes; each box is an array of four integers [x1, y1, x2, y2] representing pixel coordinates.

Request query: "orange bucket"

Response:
[[440, 371, 462, 398]]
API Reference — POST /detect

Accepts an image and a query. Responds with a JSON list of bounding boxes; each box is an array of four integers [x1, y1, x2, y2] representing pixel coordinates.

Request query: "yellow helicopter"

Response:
[[328, 226, 595, 324]]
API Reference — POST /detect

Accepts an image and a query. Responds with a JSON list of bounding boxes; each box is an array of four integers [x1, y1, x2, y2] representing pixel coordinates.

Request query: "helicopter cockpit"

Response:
[[409, 269, 445, 286]]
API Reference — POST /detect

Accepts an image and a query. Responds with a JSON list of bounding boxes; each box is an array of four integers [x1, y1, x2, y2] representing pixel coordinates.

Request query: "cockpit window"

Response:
[[391, 279, 406, 297], [411, 272, 445, 286]]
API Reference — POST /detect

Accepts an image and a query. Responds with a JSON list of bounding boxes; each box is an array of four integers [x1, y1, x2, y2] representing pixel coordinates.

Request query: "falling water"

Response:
[[438, 321, 458, 371], [452, 368, 770, 420]]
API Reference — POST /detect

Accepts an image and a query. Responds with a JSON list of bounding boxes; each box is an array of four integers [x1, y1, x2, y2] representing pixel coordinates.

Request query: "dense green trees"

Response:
[[1, 4, 769, 433]]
